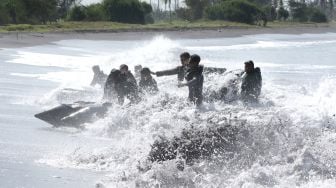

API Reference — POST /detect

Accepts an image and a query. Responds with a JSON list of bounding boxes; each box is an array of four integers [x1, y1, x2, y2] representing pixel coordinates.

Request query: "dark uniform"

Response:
[[104, 70, 140, 104], [90, 71, 107, 87], [119, 71, 139, 104], [139, 78, 158, 94], [241, 67, 262, 102], [185, 65, 204, 106], [103, 69, 123, 103]]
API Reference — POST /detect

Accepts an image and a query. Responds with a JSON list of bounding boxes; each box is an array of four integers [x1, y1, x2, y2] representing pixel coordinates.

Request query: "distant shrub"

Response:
[[205, 0, 266, 25], [289, 0, 327, 23], [0, 4, 10, 25], [277, 7, 289, 20], [310, 8, 327, 23], [289, 0, 309, 22], [184, 0, 210, 20], [68, 5, 87, 21], [263, 5, 276, 21], [86, 4, 105, 21], [141, 1, 152, 14], [103, 0, 153, 24], [3, 0, 28, 24], [176, 8, 193, 20]]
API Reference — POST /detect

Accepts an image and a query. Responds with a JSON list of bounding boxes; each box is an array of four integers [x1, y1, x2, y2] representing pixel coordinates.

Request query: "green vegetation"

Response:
[[0, 20, 250, 33], [68, 5, 87, 21], [0, 0, 334, 32], [0, 0, 58, 25], [0, 0, 153, 25], [102, 0, 153, 24], [0, 20, 333, 33], [289, 0, 328, 23], [205, 0, 266, 25]]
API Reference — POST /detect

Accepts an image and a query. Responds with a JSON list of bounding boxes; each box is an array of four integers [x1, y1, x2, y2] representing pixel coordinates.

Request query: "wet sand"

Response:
[[1, 26, 336, 48]]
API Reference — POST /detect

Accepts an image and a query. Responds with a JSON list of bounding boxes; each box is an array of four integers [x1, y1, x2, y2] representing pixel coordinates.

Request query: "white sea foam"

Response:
[[7, 33, 336, 187]]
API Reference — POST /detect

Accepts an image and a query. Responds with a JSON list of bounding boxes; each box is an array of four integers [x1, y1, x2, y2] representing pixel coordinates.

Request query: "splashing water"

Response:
[[5, 34, 336, 187]]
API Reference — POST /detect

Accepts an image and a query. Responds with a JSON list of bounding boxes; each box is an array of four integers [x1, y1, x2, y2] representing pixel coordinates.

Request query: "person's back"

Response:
[[103, 69, 123, 103], [91, 65, 107, 87], [241, 61, 262, 102], [139, 67, 158, 94], [119, 64, 139, 103]]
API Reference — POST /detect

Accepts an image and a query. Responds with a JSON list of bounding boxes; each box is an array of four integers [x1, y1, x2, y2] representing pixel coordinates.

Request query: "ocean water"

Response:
[[1, 33, 336, 188]]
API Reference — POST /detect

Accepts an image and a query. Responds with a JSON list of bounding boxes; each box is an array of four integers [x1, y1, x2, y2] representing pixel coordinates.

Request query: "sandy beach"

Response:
[[1, 26, 336, 48]]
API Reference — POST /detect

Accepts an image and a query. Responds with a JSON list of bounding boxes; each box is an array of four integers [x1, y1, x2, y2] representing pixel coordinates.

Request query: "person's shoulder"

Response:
[[127, 71, 135, 76], [254, 67, 261, 73]]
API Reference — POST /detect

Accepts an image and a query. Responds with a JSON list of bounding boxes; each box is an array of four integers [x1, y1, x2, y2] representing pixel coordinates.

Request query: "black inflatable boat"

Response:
[[34, 101, 111, 127]]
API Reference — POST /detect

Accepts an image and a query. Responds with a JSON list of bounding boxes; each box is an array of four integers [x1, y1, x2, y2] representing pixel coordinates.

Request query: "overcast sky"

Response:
[[81, 0, 100, 5]]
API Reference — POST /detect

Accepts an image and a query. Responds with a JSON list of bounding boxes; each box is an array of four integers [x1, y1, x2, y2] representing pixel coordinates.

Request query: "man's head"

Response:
[[140, 67, 151, 80], [189, 54, 201, 68], [180, 52, 191, 66], [92, 65, 100, 73], [120, 64, 129, 74], [110, 69, 121, 80], [244, 60, 254, 73]]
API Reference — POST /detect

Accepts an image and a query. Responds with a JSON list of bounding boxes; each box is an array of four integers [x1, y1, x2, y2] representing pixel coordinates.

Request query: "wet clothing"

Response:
[[103, 69, 123, 103], [119, 71, 140, 104], [241, 67, 262, 102], [156, 65, 188, 82], [104, 70, 140, 104], [139, 77, 159, 95], [122, 71, 137, 86], [185, 65, 204, 106], [90, 71, 107, 86]]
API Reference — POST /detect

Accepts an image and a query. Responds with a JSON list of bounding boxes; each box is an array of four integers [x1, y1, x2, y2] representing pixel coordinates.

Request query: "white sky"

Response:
[[81, 0, 101, 5]]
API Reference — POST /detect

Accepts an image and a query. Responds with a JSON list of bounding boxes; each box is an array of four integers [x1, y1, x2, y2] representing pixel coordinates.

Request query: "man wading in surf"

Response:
[[119, 64, 140, 104], [90, 65, 107, 87], [139, 67, 159, 95], [241, 60, 262, 103], [178, 54, 204, 106]]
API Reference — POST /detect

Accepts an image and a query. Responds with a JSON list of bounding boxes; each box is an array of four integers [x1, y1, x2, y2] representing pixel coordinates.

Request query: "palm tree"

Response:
[[162, 0, 172, 21]]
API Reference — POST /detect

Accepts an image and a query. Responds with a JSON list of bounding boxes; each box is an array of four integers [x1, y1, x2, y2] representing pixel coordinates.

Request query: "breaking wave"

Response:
[[38, 74, 336, 187], [10, 34, 333, 187]]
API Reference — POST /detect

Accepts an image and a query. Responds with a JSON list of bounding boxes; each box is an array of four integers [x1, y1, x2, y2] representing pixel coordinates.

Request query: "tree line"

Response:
[[0, 0, 333, 26], [173, 0, 331, 24], [0, 0, 153, 25]]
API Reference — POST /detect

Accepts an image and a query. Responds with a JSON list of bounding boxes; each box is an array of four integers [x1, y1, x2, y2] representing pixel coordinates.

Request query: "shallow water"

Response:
[[1, 33, 336, 187]]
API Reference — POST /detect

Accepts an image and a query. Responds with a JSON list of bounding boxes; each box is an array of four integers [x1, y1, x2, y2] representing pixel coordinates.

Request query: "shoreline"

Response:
[[0, 25, 336, 48]]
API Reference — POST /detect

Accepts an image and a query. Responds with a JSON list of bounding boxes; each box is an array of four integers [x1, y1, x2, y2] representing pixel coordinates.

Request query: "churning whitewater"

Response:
[[3, 34, 336, 187]]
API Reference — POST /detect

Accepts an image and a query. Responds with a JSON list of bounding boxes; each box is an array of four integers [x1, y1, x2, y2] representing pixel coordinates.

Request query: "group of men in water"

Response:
[[90, 52, 262, 106]]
